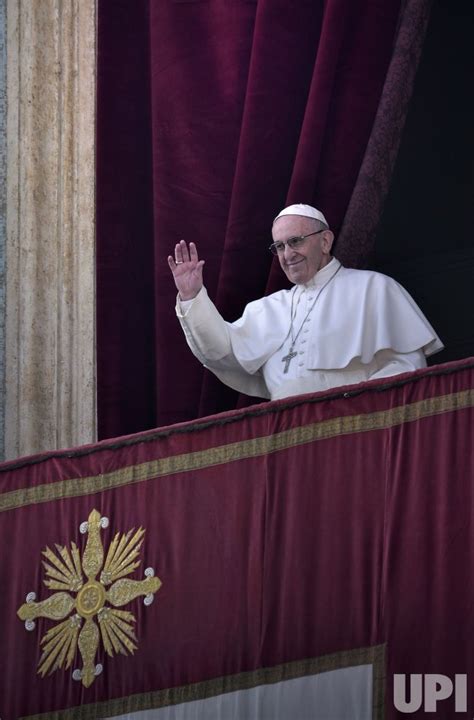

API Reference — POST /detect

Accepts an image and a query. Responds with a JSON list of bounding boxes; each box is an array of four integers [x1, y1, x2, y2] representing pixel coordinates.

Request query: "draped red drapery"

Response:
[[1, 359, 473, 718], [96, 0, 432, 438]]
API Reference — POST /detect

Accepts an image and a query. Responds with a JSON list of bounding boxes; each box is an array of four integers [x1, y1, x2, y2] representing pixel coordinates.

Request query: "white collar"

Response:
[[298, 257, 341, 289]]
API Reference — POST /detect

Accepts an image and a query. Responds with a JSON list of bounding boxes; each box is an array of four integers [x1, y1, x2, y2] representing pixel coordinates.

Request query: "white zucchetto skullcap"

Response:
[[273, 203, 328, 227]]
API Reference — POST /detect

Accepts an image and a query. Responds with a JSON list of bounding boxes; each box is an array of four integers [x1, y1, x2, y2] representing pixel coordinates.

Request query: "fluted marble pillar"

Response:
[[0, 0, 7, 459], [5, 0, 96, 459]]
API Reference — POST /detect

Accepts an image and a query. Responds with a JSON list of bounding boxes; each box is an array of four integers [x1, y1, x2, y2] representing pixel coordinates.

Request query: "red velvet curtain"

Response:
[[97, 0, 432, 439]]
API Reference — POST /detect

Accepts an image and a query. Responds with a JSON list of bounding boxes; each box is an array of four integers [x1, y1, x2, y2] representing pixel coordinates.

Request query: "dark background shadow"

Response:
[[374, 0, 474, 364]]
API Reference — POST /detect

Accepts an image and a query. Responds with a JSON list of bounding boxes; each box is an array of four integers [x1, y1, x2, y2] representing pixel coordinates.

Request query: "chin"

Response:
[[287, 269, 308, 284]]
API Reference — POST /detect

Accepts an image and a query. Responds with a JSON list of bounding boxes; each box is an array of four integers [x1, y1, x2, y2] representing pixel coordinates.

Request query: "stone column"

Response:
[[0, 0, 7, 459], [5, 0, 96, 459]]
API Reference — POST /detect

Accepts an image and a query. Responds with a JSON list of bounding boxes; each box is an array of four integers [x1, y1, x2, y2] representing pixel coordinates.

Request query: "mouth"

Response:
[[285, 259, 304, 268]]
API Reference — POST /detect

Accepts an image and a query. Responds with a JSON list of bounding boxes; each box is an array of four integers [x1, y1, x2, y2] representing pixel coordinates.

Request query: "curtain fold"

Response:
[[97, 0, 432, 436], [337, 0, 434, 267], [96, 0, 156, 440]]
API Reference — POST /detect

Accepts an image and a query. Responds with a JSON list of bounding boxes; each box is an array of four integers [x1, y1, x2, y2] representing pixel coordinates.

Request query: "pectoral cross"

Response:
[[282, 346, 297, 374]]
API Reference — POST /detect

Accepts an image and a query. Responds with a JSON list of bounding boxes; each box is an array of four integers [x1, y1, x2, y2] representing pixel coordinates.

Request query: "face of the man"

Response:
[[272, 215, 334, 285]]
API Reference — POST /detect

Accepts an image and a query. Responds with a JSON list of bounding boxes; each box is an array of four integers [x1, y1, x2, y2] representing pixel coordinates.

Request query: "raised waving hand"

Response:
[[167, 240, 205, 301]]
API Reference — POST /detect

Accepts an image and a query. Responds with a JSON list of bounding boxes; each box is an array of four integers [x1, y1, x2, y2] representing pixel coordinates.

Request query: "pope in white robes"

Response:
[[168, 204, 443, 401]]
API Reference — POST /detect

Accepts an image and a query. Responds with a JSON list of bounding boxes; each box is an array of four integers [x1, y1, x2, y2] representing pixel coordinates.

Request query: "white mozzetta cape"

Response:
[[177, 259, 443, 399]]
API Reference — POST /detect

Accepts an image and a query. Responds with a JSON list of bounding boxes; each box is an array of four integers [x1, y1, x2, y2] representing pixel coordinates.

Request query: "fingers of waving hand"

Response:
[[175, 239, 190, 264], [167, 254, 205, 275], [168, 240, 199, 268], [167, 240, 204, 300]]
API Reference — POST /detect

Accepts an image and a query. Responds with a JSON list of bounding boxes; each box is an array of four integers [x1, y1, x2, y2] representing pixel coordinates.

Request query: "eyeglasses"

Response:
[[269, 229, 325, 255]]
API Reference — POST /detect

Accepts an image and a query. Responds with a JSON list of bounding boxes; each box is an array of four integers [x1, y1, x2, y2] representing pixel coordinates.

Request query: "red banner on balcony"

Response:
[[0, 358, 473, 719]]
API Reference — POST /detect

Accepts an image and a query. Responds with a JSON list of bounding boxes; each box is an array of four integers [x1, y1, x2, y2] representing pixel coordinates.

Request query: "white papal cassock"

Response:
[[176, 258, 444, 400]]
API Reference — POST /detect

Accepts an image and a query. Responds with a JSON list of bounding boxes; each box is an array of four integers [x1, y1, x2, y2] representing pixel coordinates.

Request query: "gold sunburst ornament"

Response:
[[17, 509, 162, 688]]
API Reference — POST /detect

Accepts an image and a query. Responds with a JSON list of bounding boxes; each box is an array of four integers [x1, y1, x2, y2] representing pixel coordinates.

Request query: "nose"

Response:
[[283, 243, 295, 260]]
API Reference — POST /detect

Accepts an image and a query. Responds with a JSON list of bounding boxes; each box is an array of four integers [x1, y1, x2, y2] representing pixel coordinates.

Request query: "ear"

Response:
[[321, 230, 334, 255]]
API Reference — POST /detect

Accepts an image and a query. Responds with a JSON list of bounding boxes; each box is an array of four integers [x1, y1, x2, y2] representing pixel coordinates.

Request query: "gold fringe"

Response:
[[2, 389, 472, 512]]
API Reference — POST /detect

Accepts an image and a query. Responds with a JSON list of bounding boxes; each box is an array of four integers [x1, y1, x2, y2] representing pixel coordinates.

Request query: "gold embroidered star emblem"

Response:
[[17, 509, 162, 687]]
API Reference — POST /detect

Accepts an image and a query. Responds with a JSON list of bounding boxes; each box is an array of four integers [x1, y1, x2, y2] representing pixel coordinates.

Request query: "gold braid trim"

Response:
[[20, 643, 385, 720], [2, 389, 473, 513]]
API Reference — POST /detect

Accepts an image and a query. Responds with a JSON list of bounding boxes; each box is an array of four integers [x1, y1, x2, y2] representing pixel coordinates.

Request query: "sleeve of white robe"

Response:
[[176, 287, 271, 398]]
